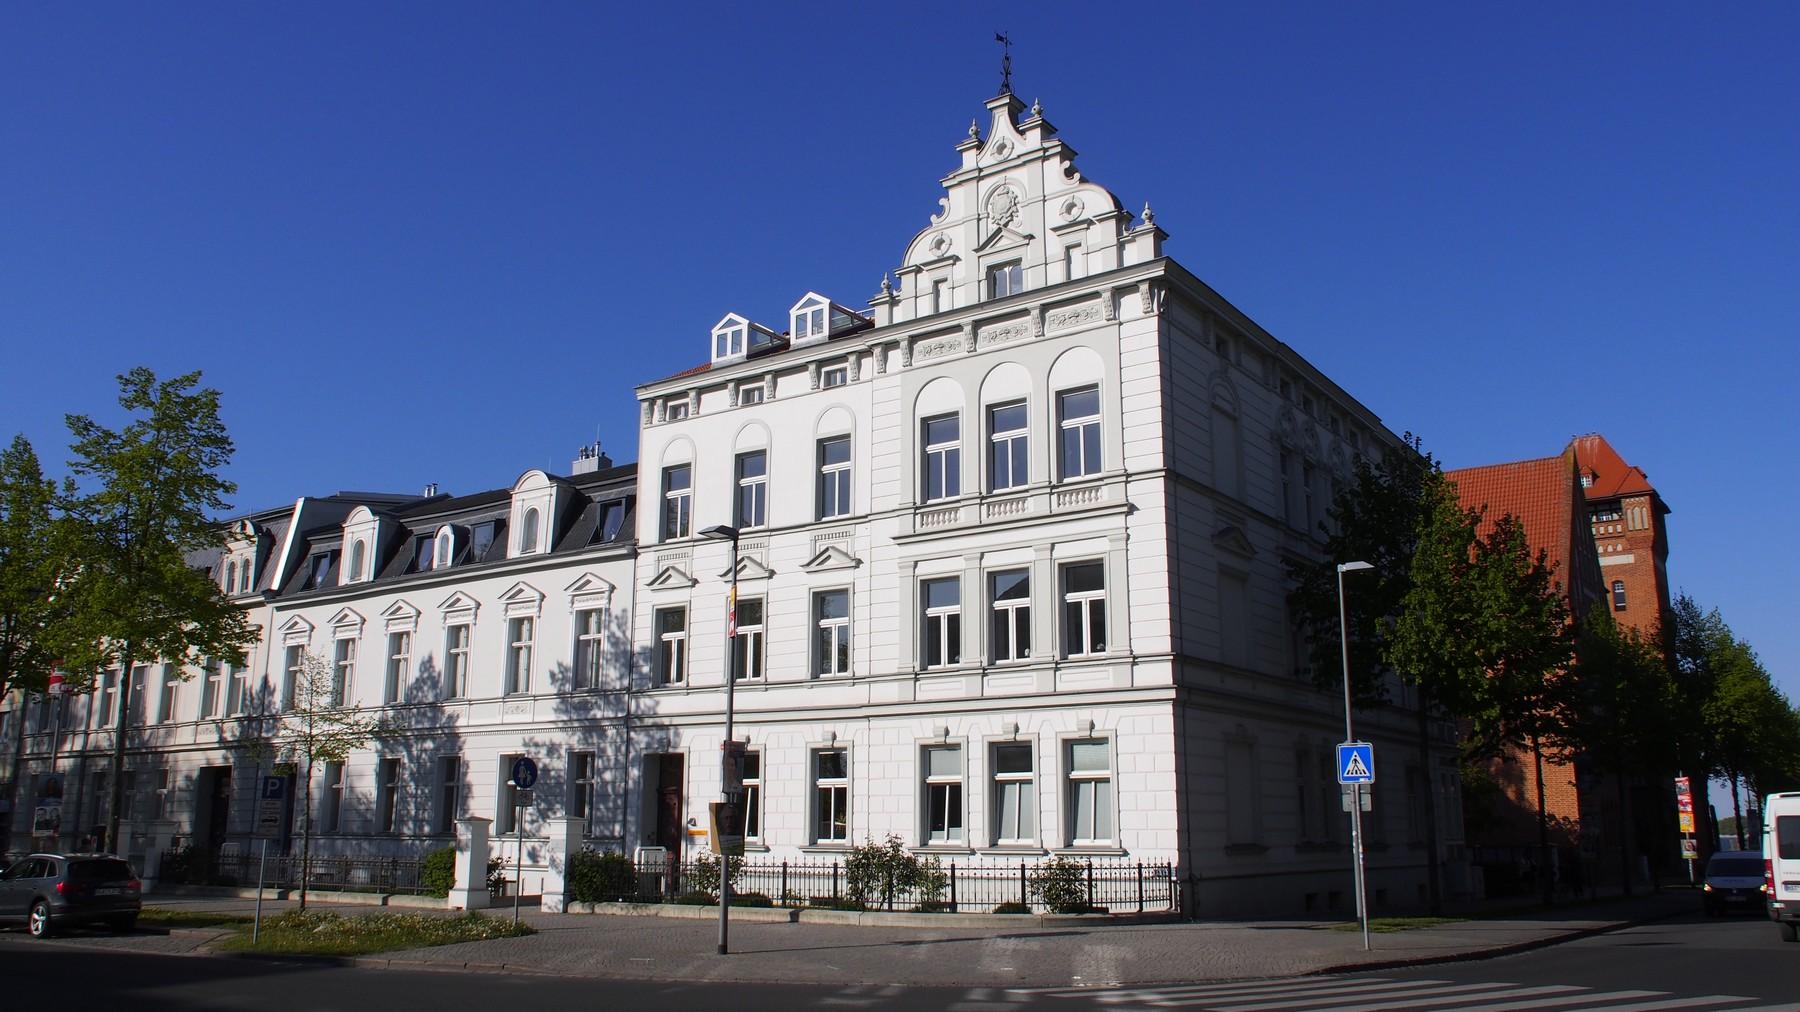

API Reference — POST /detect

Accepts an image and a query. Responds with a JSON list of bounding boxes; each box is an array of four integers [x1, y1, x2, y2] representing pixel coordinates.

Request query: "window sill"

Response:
[[800, 844, 852, 854], [909, 845, 974, 856], [1052, 846, 1127, 857], [979, 846, 1048, 857]]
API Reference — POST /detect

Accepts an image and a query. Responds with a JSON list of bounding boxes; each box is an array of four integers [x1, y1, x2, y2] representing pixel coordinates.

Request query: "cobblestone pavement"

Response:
[[0, 891, 1697, 988]]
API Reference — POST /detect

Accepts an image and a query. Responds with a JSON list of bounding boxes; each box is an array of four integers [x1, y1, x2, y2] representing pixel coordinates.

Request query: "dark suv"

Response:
[[0, 853, 142, 937]]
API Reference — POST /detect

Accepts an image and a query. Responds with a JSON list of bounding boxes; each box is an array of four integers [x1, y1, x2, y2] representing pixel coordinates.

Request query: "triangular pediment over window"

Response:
[[718, 556, 774, 582], [563, 572, 616, 598], [801, 545, 862, 572], [327, 607, 366, 634], [975, 225, 1032, 254], [1212, 525, 1257, 560], [437, 591, 480, 622], [276, 615, 314, 643], [647, 565, 697, 590], [381, 599, 420, 633], [498, 581, 545, 618]]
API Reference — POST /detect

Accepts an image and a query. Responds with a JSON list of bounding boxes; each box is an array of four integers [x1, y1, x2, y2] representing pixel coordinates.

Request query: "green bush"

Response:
[[688, 852, 744, 900], [672, 891, 714, 905], [421, 847, 456, 898], [809, 895, 865, 911], [731, 891, 774, 907], [486, 857, 506, 895], [916, 854, 949, 907], [568, 850, 638, 903], [844, 834, 920, 908], [222, 909, 533, 956], [992, 901, 1031, 914], [1030, 855, 1091, 913]]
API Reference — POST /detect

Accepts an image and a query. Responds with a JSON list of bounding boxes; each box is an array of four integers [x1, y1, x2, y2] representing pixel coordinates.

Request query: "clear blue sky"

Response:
[[3, 3, 1795, 718]]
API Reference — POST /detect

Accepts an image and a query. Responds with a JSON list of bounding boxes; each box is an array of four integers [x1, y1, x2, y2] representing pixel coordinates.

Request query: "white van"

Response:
[[1765, 791, 1800, 942]]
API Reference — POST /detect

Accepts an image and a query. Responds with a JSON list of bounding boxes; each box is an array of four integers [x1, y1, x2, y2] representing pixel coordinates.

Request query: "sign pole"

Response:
[[1337, 563, 1373, 951], [719, 532, 739, 957], [254, 838, 267, 944], [504, 758, 539, 928]]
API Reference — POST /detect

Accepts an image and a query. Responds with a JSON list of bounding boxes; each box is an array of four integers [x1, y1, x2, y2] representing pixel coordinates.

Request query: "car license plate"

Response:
[[96, 887, 122, 896]]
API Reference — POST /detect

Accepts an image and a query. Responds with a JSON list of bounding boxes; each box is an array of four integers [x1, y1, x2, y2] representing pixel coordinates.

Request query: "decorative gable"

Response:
[[437, 591, 480, 624], [801, 545, 862, 573], [718, 556, 775, 583], [498, 581, 545, 619], [647, 564, 697, 590], [380, 599, 420, 634], [277, 614, 315, 646], [327, 607, 365, 638], [563, 572, 616, 610], [1212, 525, 1257, 560]]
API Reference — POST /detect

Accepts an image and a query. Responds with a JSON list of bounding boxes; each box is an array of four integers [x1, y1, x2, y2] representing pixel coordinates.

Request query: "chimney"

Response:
[[570, 442, 612, 475], [423, 483, 439, 497]]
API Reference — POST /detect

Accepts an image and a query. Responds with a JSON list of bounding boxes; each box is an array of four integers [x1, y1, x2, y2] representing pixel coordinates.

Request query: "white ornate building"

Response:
[[627, 89, 1462, 914]]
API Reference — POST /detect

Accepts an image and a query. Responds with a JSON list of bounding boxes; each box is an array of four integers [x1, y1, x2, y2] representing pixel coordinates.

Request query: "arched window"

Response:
[[225, 561, 237, 593], [238, 561, 252, 593], [435, 530, 453, 570], [349, 540, 366, 583], [520, 508, 540, 555]]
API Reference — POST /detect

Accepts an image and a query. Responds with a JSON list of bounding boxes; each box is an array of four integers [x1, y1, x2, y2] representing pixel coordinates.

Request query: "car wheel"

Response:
[[1780, 921, 1798, 943], [108, 914, 138, 933], [27, 901, 53, 938]]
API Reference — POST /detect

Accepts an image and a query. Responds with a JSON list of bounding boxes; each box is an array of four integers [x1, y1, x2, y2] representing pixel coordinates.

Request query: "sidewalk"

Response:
[[140, 888, 1699, 987]]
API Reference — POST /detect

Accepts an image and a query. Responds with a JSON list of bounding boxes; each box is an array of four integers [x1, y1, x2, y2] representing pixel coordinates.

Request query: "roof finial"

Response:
[[1031, 96, 1042, 117], [1142, 201, 1156, 226], [880, 273, 893, 296], [969, 118, 980, 140], [995, 31, 1013, 94]]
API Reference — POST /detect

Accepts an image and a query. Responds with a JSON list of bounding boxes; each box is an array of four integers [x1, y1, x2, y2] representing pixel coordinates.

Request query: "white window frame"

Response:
[[331, 639, 356, 707], [496, 755, 522, 835], [1061, 561, 1108, 658], [986, 259, 1023, 299], [662, 464, 692, 540], [348, 539, 366, 583], [988, 401, 1029, 492], [1056, 386, 1103, 480], [738, 383, 766, 406], [921, 744, 965, 845], [505, 616, 534, 695], [445, 624, 471, 700], [434, 529, 454, 570], [817, 436, 851, 520], [920, 577, 962, 670], [225, 662, 248, 716], [377, 756, 401, 834], [573, 608, 604, 690], [991, 742, 1037, 845], [435, 755, 462, 835], [732, 596, 764, 681], [1065, 738, 1115, 846], [921, 413, 961, 502], [384, 631, 410, 704], [821, 364, 848, 388], [656, 606, 687, 685], [736, 449, 767, 530], [322, 760, 346, 834], [713, 322, 746, 361], [156, 665, 179, 724], [665, 398, 691, 421], [519, 507, 540, 555], [570, 750, 596, 836], [989, 569, 1031, 664], [930, 277, 949, 314], [201, 660, 223, 719], [1063, 242, 1084, 281], [813, 589, 851, 678], [812, 747, 850, 844], [793, 296, 828, 341], [741, 750, 762, 842]]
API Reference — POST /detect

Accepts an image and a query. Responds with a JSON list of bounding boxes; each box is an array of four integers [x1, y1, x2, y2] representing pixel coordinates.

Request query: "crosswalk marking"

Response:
[[1009, 974, 1786, 1012]]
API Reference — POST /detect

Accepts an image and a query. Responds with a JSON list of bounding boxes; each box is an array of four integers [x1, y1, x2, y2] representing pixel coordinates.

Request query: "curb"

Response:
[[566, 900, 1182, 928], [1310, 902, 1694, 977]]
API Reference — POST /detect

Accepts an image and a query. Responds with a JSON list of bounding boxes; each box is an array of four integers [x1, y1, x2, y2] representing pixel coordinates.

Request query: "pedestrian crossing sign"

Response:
[[1337, 741, 1375, 785]]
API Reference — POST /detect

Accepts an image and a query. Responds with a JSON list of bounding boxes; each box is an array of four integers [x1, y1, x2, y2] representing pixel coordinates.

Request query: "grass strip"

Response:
[[1328, 916, 1466, 933], [218, 909, 533, 956], [140, 909, 255, 928]]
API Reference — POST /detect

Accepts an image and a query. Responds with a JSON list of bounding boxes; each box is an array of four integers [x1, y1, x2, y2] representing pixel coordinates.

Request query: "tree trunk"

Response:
[[1730, 773, 1745, 850], [1415, 690, 1443, 913], [299, 757, 312, 911], [105, 645, 135, 855], [1532, 733, 1553, 907]]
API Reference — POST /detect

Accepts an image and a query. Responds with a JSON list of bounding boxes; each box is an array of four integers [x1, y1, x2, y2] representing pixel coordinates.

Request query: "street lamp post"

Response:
[[1337, 560, 1374, 952], [700, 524, 740, 956]]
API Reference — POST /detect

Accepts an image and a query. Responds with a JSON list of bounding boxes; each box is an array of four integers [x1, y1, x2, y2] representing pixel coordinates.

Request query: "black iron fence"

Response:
[[159, 846, 431, 895], [602, 854, 1177, 914]]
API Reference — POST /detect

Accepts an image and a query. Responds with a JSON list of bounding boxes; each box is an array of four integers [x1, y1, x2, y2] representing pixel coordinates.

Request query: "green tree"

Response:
[[61, 368, 257, 853], [242, 650, 381, 910]]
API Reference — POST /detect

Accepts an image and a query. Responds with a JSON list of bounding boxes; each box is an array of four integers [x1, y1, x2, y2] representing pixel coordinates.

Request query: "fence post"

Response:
[[1020, 862, 1028, 908], [832, 861, 840, 902], [884, 865, 894, 911], [1085, 859, 1094, 909], [780, 860, 788, 905], [1137, 862, 1144, 913], [949, 862, 957, 911]]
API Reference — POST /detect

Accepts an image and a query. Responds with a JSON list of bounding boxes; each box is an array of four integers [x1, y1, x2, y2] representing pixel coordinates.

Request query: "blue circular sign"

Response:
[[510, 756, 538, 789]]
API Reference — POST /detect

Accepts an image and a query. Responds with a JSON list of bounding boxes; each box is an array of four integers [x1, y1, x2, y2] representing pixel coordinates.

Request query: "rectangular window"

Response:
[[385, 631, 410, 704], [1057, 386, 1102, 480], [989, 569, 1031, 663], [739, 384, 765, 405], [445, 625, 471, 700], [992, 743, 1036, 844], [813, 748, 849, 844], [128, 666, 146, 725], [201, 661, 222, 719], [1778, 815, 1800, 860], [817, 436, 851, 520], [921, 414, 961, 502], [1067, 739, 1114, 844], [656, 607, 687, 685], [505, 617, 533, 694], [733, 597, 765, 681], [1063, 243, 1083, 281], [156, 665, 179, 724], [573, 609, 604, 690], [596, 501, 627, 544], [922, 745, 964, 844], [471, 521, 499, 562], [741, 751, 763, 841], [986, 260, 1023, 299], [377, 757, 401, 834], [736, 450, 767, 529], [814, 590, 851, 677], [307, 553, 334, 589], [150, 768, 169, 820], [412, 533, 436, 573], [1612, 580, 1628, 611], [497, 756, 520, 835], [821, 365, 848, 388], [665, 399, 690, 420], [278, 648, 300, 711], [988, 401, 1029, 492], [225, 663, 247, 716], [322, 761, 345, 834], [931, 278, 948, 313], [435, 756, 462, 834], [331, 639, 356, 706], [921, 577, 962, 669], [1062, 562, 1107, 658], [96, 670, 117, 727], [662, 464, 692, 540], [571, 751, 595, 835]]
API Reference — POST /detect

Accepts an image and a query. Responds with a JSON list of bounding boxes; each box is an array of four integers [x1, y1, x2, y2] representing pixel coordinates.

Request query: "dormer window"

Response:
[[793, 295, 827, 341], [434, 529, 454, 569], [711, 314, 750, 363], [519, 507, 540, 555], [225, 561, 238, 594], [348, 540, 367, 583]]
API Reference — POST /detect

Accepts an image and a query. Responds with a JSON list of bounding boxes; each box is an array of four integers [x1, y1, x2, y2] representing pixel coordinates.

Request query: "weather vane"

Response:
[[995, 31, 1013, 94]]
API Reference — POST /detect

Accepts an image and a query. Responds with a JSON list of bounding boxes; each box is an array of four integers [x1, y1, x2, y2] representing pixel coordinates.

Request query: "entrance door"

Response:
[[193, 767, 232, 854], [654, 754, 684, 853]]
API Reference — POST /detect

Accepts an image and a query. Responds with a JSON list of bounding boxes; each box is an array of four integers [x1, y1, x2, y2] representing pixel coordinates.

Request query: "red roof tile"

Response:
[[644, 361, 713, 386], [1568, 433, 1660, 505], [1445, 447, 1601, 611]]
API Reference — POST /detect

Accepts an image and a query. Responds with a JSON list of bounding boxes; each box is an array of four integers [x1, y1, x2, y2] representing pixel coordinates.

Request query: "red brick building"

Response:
[[1571, 433, 1673, 641]]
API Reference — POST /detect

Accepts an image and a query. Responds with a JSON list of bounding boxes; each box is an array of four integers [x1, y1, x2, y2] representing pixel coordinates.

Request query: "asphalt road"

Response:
[[1, 911, 1793, 1011]]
